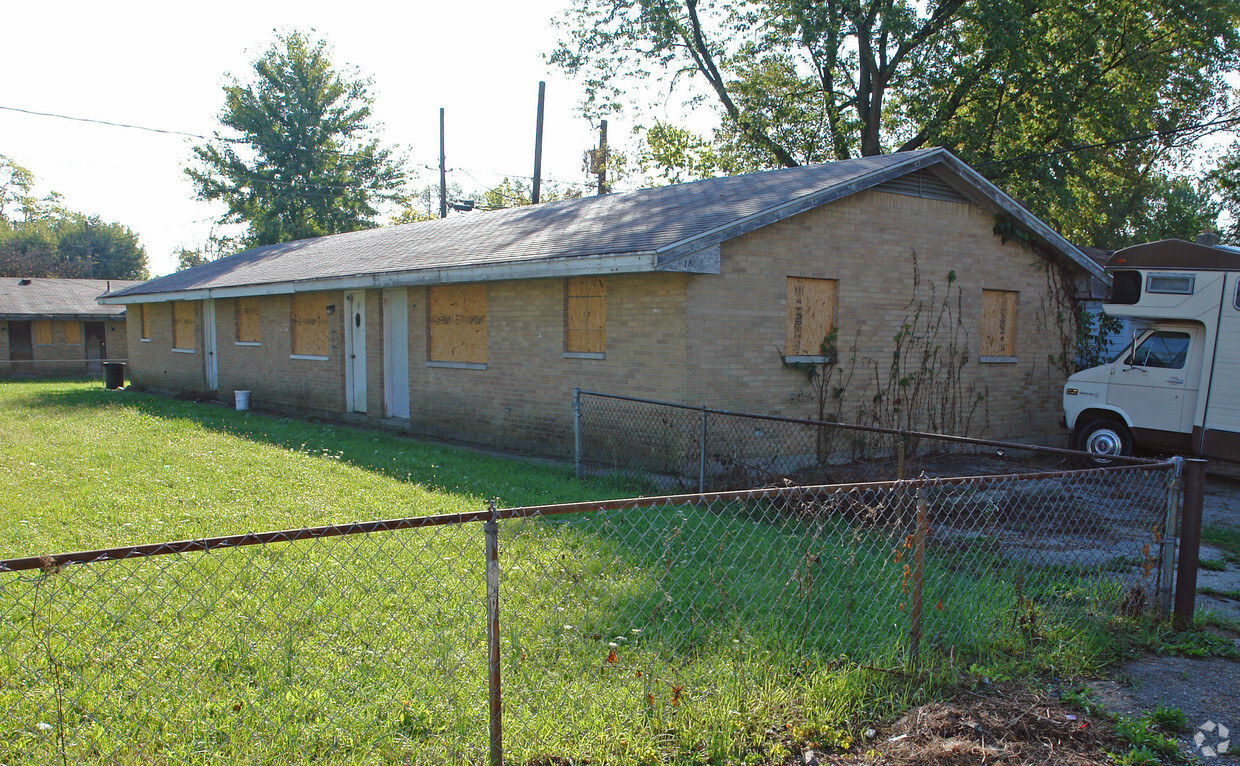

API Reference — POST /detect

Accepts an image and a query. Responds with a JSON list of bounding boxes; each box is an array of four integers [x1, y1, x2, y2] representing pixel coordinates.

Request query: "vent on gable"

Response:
[[875, 170, 970, 204]]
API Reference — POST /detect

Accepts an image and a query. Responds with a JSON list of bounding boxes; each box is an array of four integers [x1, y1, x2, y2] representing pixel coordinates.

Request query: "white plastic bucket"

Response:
[[235, 390, 251, 411]]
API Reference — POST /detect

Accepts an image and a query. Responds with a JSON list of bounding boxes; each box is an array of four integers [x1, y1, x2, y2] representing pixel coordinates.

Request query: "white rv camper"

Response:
[[1064, 237, 1240, 461]]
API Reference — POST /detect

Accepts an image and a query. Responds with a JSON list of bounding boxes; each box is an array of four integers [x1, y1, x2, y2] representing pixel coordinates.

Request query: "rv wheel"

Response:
[[1076, 419, 1132, 459]]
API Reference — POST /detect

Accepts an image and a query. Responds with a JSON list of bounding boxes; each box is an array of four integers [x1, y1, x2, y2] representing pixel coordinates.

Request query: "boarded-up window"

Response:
[[980, 289, 1018, 357], [429, 284, 487, 363], [140, 305, 151, 340], [784, 277, 837, 357], [291, 293, 330, 357], [236, 297, 261, 343], [173, 301, 196, 350], [565, 277, 606, 353], [33, 320, 53, 345], [63, 321, 81, 345]]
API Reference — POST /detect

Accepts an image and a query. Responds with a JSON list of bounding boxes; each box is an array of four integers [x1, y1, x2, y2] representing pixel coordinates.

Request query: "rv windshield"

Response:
[[1123, 330, 1190, 369]]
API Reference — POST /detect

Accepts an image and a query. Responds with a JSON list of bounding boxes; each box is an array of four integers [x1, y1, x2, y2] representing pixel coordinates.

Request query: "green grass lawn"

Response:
[[0, 380, 1173, 765]]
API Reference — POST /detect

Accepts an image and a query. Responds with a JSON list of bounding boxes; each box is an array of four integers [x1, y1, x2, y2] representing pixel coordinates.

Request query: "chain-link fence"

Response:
[[572, 389, 1161, 490], [1, 459, 1188, 765]]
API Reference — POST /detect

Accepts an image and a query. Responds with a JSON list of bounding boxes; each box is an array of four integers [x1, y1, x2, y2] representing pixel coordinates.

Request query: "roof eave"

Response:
[[98, 251, 663, 304]]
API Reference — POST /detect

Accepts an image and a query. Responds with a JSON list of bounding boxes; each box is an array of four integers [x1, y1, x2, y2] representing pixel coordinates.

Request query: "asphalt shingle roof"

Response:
[[108, 152, 938, 299], [104, 148, 1101, 301], [0, 278, 143, 319]]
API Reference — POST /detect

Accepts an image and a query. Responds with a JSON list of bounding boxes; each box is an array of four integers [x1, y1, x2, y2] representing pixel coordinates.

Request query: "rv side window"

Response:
[[1110, 271, 1141, 304], [1234, 279, 1240, 311], [1146, 273, 1194, 295], [1126, 331, 1190, 369]]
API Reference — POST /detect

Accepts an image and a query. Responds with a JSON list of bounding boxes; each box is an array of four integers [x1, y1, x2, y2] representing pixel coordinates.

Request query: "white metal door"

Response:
[[344, 291, 367, 413], [383, 288, 411, 419], [203, 298, 218, 391]]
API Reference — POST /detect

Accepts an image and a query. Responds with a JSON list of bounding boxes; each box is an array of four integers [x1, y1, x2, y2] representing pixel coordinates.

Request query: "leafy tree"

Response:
[[1214, 143, 1240, 243], [187, 31, 407, 248], [552, 0, 1240, 245], [0, 154, 148, 279], [173, 230, 239, 272]]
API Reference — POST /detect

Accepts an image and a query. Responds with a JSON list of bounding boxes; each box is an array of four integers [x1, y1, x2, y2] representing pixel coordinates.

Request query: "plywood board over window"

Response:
[[63, 321, 81, 345], [292, 293, 330, 357], [140, 304, 151, 340], [980, 289, 1018, 358], [173, 302, 197, 350], [236, 297, 261, 343], [429, 284, 487, 363], [33, 320, 53, 346], [784, 277, 837, 357], [566, 277, 606, 354]]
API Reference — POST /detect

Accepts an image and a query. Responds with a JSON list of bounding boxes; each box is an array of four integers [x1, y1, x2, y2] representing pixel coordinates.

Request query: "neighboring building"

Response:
[[1, 278, 142, 378], [99, 148, 1107, 455]]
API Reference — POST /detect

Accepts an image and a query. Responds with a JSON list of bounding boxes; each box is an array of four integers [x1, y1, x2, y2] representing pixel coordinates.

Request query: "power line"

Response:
[[0, 104, 383, 163], [3, 104, 595, 191], [976, 115, 1240, 169]]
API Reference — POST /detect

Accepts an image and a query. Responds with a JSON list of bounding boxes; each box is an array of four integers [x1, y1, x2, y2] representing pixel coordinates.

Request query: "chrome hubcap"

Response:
[[1085, 428, 1123, 456]]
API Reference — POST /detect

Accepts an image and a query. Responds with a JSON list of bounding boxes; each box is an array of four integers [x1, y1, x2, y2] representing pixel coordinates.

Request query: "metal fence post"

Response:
[[573, 388, 583, 480], [908, 486, 928, 664], [1173, 458, 1206, 630], [1159, 457, 1183, 617], [699, 405, 707, 494], [485, 501, 503, 766], [897, 431, 906, 481]]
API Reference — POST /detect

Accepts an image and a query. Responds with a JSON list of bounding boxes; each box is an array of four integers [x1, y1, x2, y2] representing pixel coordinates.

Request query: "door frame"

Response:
[[344, 291, 367, 413], [382, 288, 411, 419], [203, 299, 218, 390]]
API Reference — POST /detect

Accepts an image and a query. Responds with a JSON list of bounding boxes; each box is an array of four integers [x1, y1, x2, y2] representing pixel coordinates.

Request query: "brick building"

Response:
[[2, 278, 140, 378], [100, 149, 1106, 453]]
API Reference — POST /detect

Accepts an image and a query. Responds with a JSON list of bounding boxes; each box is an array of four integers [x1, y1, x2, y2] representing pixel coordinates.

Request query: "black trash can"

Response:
[[103, 362, 125, 390]]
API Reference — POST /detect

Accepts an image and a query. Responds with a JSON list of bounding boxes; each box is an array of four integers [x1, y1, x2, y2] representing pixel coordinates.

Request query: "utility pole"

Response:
[[532, 82, 546, 204], [85, 221, 94, 278], [597, 119, 608, 196], [439, 108, 447, 219]]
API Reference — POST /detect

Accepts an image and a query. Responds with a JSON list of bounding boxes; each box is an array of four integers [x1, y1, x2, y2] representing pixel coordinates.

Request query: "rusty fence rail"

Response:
[[571, 388, 1164, 492], [0, 462, 1196, 765]]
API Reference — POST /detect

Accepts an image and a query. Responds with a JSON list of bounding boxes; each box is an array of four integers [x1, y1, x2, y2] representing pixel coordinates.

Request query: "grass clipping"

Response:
[[835, 686, 1120, 766]]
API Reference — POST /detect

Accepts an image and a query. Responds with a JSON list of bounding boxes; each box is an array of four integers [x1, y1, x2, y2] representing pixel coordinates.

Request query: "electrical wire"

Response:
[[975, 115, 1240, 168]]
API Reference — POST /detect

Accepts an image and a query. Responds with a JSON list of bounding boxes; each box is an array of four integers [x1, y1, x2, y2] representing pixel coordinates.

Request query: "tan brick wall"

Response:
[[127, 302, 208, 391], [117, 188, 1075, 451], [1, 318, 129, 378], [399, 273, 690, 452], [686, 189, 1070, 444], [211, 293, 347, 412]]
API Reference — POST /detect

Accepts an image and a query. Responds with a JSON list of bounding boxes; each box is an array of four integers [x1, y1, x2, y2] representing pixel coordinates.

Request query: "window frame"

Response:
[[235, 296, 262, 346], [1145, 272, 1195, 296], [290, 293, 331, 359], [564, 277, 606, 358], [32, 320, 53, 346], [979, 289, 1018, 362], [427, 284, 487, 367], [782, 276, 838, 363], [171, 301, 196, 352]]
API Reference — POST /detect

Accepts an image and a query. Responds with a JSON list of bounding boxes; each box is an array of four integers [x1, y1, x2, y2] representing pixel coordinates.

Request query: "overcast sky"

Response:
[[2, 0, 681, 277]]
